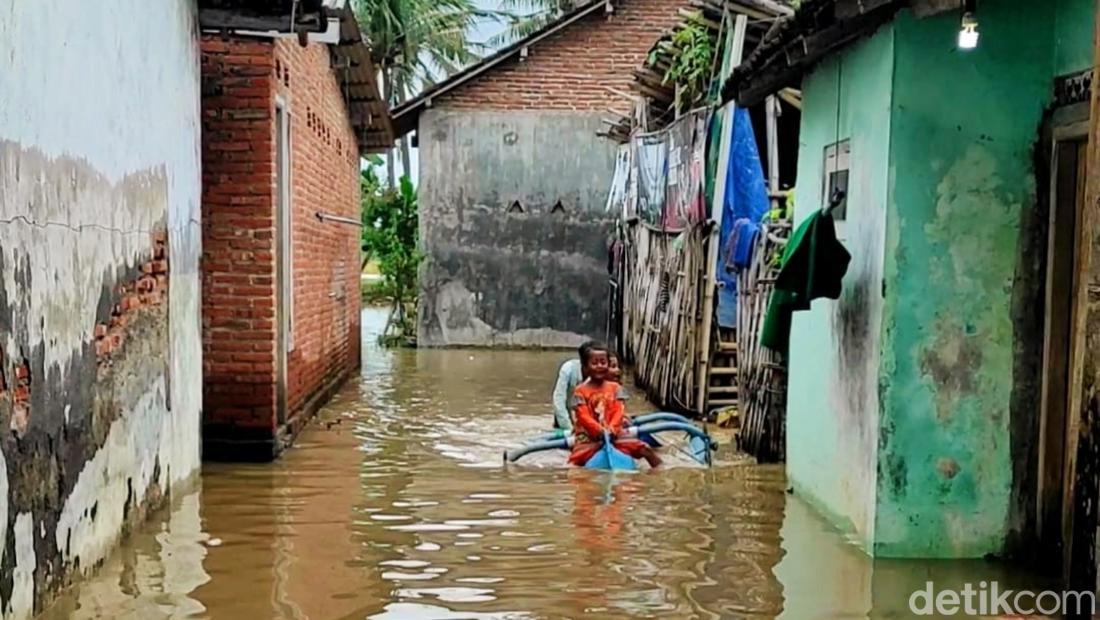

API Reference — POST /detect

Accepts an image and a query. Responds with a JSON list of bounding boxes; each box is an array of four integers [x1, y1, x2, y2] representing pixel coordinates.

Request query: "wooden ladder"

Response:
[[706, 328, 739, 411]]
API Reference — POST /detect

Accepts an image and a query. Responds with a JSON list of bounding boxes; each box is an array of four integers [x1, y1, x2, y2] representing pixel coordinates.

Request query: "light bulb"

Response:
[[958, 13, 979, 50]]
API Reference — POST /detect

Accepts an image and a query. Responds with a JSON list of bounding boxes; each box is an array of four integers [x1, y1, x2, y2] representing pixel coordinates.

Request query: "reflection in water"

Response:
[[40, 308, 1049, 619]]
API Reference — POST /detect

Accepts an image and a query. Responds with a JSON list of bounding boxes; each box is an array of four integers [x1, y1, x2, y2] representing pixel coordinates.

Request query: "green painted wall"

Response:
[[1054, 0, 1095, 76], [786, 0, 1094, 558], [876, 1, 1054, 557], [785, 28, 894, 550]]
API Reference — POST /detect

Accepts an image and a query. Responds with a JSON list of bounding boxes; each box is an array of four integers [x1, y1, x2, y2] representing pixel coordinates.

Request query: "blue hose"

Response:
[[631, 412, 693, 426], [632, 421, 717, 450], [632, 421, 715, 466], [529, 429, 568, 443], [505, 437, 569, 463], [508, 421, 715, 465]]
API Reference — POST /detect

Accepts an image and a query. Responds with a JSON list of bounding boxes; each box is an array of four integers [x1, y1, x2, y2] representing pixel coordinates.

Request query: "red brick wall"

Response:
[[200, 35, 360, 457], [438, 0, 684, 110], [273, 39, 361, 418], [201, 36, 279, 442]]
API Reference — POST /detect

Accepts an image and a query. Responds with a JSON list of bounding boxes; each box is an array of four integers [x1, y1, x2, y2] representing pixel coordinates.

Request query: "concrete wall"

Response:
[[788, 0, 1090, 558], [0, 0, 202, 615], [1054, 0, 1096, 76], [785, 29, 894, 550], [417, 110, 617, 347], [877, 1, 1055, 557], [201, 36, 361, 459], [416, 0, 686, 348]]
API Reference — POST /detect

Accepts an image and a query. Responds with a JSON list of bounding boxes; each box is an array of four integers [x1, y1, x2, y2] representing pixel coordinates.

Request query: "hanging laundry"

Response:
[[633, 132, 667, 226], [715, 107, 770, 329], [729, 217, 760, 272], [663, 115, 693, 231], [760, 210, 852, 355], [687, 111, 708, 223], [606, 144, 633, 217]]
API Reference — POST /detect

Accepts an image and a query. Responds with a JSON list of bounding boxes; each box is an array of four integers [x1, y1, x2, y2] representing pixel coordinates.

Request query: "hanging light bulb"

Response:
[[958, 1, 979, 50], [958, 12, 979, 50]]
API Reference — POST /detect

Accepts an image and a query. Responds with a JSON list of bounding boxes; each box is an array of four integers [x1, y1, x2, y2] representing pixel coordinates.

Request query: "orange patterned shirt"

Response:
[[571, 380, 628, 443]]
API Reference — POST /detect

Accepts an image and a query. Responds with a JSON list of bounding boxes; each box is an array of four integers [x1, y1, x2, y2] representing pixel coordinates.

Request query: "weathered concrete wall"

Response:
[[0, 0, 202, 615], [877, 3, 1054, 557], [416, 0, 687, 348], [417, 110, 617, 347], [785, 28, 894, 550], [788, 0, 1085, 559]]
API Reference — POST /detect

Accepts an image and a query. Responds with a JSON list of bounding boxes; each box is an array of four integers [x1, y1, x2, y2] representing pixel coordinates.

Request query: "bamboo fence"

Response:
[[622, 222, 708, 413], [735, 219, 790, 462]]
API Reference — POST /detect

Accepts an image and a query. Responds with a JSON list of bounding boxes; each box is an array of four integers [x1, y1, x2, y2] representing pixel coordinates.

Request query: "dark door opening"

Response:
[[1038, 119, 1088, 571]]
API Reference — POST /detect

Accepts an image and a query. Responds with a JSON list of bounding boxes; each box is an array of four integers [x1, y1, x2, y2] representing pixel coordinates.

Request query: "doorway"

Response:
[[275, 98, 293, 425], [1037, 105, 1089, 570]]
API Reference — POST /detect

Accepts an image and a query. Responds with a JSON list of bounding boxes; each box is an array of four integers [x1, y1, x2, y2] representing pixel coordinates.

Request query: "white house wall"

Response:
[[0, 0, 202, 615]]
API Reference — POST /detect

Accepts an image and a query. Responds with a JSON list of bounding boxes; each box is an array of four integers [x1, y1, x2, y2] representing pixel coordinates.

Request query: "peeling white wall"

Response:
[[0, 0, 202, 615]]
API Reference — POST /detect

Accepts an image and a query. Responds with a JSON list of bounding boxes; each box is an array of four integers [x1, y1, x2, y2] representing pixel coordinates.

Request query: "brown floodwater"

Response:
[[39, 308, 1056, 620]]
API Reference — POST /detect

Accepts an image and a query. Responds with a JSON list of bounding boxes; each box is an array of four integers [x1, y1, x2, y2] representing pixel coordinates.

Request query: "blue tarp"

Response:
[[715, 107, 770, 329]]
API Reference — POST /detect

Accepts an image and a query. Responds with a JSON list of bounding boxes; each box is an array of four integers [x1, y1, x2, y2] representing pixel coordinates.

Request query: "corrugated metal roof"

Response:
[[333, 5, 394, 154], [720, 0, 905, 106]]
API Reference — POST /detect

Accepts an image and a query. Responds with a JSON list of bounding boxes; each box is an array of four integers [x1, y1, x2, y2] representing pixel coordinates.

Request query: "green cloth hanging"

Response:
[[760, 210, 852, 355]]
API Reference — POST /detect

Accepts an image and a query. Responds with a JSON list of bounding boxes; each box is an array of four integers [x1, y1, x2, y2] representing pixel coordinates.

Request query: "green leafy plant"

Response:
[[360, 155, 384, 269], [660, 15, 715, 112], [361, 169, 422, 347]]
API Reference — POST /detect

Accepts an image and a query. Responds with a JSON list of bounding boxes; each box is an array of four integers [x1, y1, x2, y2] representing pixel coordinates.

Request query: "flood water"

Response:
[[40, 308, 1054, 619]]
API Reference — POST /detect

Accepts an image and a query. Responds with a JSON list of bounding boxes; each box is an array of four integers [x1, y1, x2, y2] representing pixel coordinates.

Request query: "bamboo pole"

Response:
[[695, 13, 748, 415], [766, 96, 780, 197]]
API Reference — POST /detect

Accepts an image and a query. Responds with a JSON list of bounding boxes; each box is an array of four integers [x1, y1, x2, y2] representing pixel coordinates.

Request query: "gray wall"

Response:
[[417, 110, 617, 347]]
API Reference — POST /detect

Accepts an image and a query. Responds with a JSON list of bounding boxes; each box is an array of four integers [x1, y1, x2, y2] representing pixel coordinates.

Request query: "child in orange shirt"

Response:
[[568, 344, 661, 468]]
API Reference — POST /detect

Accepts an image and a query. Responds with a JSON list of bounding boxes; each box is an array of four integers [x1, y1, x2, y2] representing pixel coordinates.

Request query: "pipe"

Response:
[[510, 420, 714, 464], [631, 412, 693, 426], [627, 421, 717, 449], [316, 212, 363, 227], [529, 429, 568, 443]]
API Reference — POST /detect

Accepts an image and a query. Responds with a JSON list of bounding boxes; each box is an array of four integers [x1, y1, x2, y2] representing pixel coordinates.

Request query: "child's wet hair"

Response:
[[581, 342, 609, 365], [578, 339, 599, 360]]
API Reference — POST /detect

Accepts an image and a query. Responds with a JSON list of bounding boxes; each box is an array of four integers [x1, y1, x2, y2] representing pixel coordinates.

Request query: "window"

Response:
[[823, 140, 850, 221]]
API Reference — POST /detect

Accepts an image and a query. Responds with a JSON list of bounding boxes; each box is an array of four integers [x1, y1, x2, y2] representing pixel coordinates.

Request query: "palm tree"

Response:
[[353, 0, 508, 182], [486, 0, 580, 48]]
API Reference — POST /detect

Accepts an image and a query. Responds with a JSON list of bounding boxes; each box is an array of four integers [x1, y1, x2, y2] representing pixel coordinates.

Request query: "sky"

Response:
[[375, 1, 528, 184]]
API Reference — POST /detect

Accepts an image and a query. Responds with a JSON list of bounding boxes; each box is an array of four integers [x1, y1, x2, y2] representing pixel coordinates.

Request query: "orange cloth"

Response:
[[572, 380, 627, 441], [568, 380, 650, 466], [568, 439, 657, 466]]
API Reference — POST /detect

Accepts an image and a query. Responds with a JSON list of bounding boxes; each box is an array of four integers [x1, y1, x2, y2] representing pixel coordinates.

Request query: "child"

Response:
[[607, 352, 623, 384], [607, 352, 638, 426], [568, 344, 661, 468]]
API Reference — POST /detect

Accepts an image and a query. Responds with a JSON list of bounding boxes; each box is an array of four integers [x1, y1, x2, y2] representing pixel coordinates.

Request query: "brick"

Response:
[[201, 34, 361, 433]]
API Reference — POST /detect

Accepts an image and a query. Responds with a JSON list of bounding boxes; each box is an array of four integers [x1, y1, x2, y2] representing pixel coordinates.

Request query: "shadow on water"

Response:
[[39, 308, 1053, 619]]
